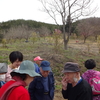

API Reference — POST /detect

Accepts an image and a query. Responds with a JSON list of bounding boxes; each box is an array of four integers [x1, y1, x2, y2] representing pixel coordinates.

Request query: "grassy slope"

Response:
[[0, 38, 100, 100]]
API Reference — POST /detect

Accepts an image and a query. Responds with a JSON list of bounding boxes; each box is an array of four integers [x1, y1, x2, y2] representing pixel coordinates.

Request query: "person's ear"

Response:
[[74, 72, 78, 77], [76, 72, 80, 77]]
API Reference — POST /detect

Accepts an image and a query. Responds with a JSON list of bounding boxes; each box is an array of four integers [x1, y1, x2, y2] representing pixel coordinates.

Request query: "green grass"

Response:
[[55, 84, 62, 90], [0, 37, 100, 91]]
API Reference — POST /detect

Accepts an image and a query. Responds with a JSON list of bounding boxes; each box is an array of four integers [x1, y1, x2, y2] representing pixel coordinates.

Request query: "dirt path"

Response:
[[68, 40, 99, 54], [54, 91, 64, 100]]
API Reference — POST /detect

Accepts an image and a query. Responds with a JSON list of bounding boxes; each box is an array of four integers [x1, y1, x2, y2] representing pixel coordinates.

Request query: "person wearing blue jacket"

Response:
[[28, 60, 55, 100], [34, 63, 40, 73], [33, 56, 44, 73]]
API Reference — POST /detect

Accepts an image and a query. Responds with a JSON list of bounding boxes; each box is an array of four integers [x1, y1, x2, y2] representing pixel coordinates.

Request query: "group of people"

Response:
[[61, 59, 100, 100], [0, 51, 100, 100], [0, 51, 54, 100]]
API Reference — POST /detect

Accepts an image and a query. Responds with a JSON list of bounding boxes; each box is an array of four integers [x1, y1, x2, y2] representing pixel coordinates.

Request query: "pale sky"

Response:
[[0, 0, 99, 24]]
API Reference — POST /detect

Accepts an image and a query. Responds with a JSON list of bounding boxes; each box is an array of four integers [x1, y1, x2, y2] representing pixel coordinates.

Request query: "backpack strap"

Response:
[[0, 81, 25, 100]]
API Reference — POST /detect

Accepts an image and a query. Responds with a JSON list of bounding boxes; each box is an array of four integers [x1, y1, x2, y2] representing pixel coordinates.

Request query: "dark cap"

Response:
[[62, 62, 80, 73], [40, 61, 51, 71]]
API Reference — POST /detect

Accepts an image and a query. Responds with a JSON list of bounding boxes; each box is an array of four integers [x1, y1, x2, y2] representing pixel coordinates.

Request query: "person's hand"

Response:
[[61, 76, 68, 90]]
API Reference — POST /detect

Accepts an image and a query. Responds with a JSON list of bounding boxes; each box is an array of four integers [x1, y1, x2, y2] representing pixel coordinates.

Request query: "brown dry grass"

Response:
[[68, 39, 100, 54], [54, 91, 64, 100]]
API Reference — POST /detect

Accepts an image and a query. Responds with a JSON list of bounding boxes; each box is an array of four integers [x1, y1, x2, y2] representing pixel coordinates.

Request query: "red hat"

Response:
[[34, 56, 43, 61]]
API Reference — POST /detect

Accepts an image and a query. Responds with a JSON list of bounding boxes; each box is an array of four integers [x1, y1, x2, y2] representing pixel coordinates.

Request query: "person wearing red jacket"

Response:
[[0, 60, 41, 100]]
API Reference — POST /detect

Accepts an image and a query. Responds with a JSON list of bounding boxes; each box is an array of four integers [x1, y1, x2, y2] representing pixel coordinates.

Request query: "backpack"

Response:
[[89, 76, 100, 95]]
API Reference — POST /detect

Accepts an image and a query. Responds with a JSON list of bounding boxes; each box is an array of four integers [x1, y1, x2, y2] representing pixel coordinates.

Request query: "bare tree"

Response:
[[20, 25, 33, 42], [39, 0, 97, 49], [90, 18, 100, 40], [4, 25, 33, 42], [39, 26, 51, 38], [4, 27, 18, 42], [93, 26, 100, 41], [77, 20, 94, 43]]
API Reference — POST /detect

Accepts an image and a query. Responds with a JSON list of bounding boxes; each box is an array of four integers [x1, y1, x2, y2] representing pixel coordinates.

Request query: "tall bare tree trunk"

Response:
[[39, 0, 97, 50]]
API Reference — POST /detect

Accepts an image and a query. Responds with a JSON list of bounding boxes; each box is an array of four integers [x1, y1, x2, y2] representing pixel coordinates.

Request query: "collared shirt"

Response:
[[77, 77, 82, 85]]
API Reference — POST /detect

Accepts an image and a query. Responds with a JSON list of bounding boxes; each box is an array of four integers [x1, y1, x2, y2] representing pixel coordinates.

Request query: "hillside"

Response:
[[0, 18, 100, 100], [0, 37, 100, 100], [0, 19, 59, 32]]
